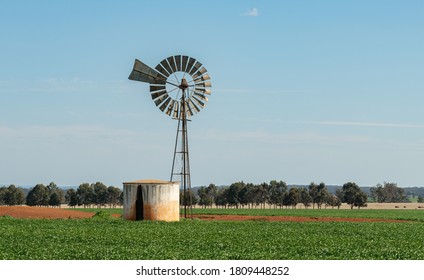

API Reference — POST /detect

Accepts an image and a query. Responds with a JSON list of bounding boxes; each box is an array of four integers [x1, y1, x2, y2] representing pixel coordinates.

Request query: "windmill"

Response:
[[128, 55, 212, 218]]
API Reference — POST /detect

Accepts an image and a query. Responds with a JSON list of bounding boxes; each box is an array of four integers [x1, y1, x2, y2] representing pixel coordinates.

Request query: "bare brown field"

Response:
[[0, 205, 417, 223], [0, 206, 94, 219]]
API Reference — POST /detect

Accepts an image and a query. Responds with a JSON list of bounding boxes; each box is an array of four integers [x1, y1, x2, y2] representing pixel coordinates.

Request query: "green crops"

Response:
[[190, 208, 424, 222], [1, 216, 423, 260]]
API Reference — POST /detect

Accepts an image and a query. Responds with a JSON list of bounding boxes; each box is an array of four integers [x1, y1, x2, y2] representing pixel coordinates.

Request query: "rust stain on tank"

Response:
[[143, 202, 179, 221], [123, 180, 180, 222]]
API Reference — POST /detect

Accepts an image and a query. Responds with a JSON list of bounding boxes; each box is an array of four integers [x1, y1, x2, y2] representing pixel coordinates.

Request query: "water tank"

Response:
[[122, 179, 180, 221]]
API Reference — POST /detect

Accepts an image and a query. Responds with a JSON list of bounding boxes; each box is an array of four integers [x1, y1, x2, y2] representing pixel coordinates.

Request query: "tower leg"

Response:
[[170, 89, 192, 218]]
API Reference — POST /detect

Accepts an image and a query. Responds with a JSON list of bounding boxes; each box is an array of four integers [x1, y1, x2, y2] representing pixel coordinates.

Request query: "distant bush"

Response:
[[0, 215, 14, 220], [91, 211, 112, 220]]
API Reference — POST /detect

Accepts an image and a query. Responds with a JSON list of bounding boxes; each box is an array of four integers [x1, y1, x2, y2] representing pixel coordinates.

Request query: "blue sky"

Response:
[[1, 0, 423, 188]]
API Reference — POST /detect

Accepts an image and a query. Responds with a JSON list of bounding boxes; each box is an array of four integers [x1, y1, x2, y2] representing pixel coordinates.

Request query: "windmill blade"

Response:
[[192, 67, 207, 79], [185, 101, 194, 117], [181, 56, 189, 72], [128, 59, 165, 84], [193, 73, 210, 83], [194, 92, 209, 102], [150, 85, 165, 92], [192, 95, 206, 108], [174, 55, 182, 71], [173, 101, 180, 118], [185, 57, 197, 74], [189, 99, 201, 113], [159, 58, 173, 76], [155, 63, 171, 78], [167, 56, 178, 73], [151, 89, 167, 100], [194, 81, 212, 88], [154, 93, 169, 106], [195, 87, 211, 94], [189, 61, 203, 76], [159, 97, 172, 112], [165, 100, 175, 116]]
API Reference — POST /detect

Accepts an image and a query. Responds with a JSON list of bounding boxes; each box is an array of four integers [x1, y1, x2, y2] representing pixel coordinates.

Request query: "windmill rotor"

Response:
[[129, 55, 212, 118]]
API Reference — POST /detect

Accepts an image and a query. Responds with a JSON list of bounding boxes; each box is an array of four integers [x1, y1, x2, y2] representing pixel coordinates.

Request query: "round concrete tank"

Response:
[[123, 179, 180, 222]]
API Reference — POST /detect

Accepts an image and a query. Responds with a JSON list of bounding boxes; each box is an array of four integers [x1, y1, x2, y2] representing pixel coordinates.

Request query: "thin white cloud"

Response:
[[222, 117, 424, 130], [195, 128, 376, 146], [0, 124, 153, 147], [243, 8, 259, 17], [0, 77, 97, 94], [296, 121, 424, 129], [0, 77, 131, 96], [216, 88, 308, 95]]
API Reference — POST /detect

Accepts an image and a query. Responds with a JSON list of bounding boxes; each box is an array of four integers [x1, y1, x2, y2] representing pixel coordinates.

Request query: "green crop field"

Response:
[[190, 208, 424, 222], [1, 213, 424, 260]]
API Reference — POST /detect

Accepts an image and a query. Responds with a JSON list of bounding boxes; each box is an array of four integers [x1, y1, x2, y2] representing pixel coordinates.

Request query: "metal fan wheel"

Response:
[[150, 55, 211, 118]]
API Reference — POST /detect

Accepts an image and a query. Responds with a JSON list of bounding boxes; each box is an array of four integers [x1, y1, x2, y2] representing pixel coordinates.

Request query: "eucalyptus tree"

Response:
[[180, 189, 198, 206], [47, 182, 64, 207], [2, 185, 25, 206], [0, 186, 5, 205], [243, 183, 257, 208], [198, 186, 213, 208], [92, 182, 108, 207], [197, 184, 217, 208], [26, 184, 50, 206], [370, 182, 405, 203], [309, 182, 329, 209], [338, 182, 368, 209], [214, 188, 229, 208], [76, 183, 95, 208], [254, 182, 269, 209], [227, 181, 246, 208], [65, 188, 78, 207], [326, 195, 342, 209], [107, 186, 122, 208], [206, 184, 217, 203], [286, 187, 300, 209], [299, 188, 313, 209], [268, 180, 287, 208]]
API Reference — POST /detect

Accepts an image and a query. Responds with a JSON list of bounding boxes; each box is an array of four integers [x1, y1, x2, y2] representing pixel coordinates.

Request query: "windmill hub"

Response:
[[179, 78, 189, 90]]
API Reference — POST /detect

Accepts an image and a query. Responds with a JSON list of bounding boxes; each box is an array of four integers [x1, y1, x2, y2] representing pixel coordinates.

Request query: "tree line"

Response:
[[185, 181, 415, 210], [1, 180, 421, 208], [65, 182, 123, 208], [185, 181, 368, 210], [0, 182, 123, 208]]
